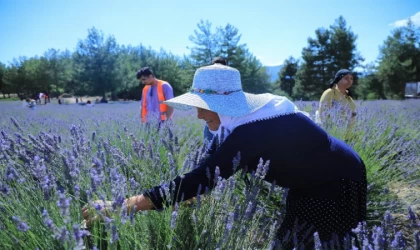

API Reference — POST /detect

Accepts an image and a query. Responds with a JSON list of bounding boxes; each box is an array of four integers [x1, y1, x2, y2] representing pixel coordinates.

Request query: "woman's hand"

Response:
[[81, 195, 154, 226], [81, 200, 113, 227]]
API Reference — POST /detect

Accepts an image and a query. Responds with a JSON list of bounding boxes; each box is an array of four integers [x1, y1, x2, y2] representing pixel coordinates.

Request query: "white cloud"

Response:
[[390, 11, 420, 27]]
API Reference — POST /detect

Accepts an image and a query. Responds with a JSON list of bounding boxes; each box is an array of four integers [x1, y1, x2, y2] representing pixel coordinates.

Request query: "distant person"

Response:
[[25, 98, 36, 109], [76, 97, 79, 103], [317, 69, 356, 141], [38, 93, 43, 104], [86, 100, 93, 107], [203, 56, 228, 143], [136, 67, 174, 124], [58, 98, 62, 105]]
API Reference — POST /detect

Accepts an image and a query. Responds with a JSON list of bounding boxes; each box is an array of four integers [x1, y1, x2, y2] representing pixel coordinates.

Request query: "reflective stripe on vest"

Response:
[[141, 80, 169, 123]]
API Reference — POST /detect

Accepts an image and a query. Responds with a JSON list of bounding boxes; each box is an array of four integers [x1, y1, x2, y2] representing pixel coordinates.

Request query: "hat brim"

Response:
[[164, 91, 275, 117]]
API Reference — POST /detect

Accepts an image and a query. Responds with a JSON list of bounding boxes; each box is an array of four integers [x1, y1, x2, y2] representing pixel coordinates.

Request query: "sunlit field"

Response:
[[0, 99, 419, 249]]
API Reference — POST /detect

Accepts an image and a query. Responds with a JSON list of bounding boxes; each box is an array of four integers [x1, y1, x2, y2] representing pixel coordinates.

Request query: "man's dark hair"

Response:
[[136, 67, 154, 79], [211, 56, 227, 65]]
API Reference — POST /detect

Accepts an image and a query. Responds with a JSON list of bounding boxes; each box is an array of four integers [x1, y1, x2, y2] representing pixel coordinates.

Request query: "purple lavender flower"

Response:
[[313, 232, 322, 250], [74, 184, 80, 199], [110, 224, 119, 244], [171, 210, 178, 229], [109, 167, 127, 209], [168, 152, 176, 179], [414, 231, 420, 250], [1, 130, 13, 142], [57, 190, 72, 223], [129, 177, 140, 192], [391, 231, 406, 249], [12, 216, 30, 232], [214, 167, 220, 184], [42, 209, 56, 231], [228, 178, 236, 191], [56, 226, 69, 245], [406, 206, 418, 227], [72, 224, 89, 248], [244, 201, 254, 219], [213, 178, 226, 200], [90, 166, 103, 192], [0, 181, 10, 195], [5, 163, 19, 182], [384, 210, 393, 225], [256, 158, 270, 179], [10, 117, 23, 132], [371, 226, 385, 249], [222, 212, 234, 242]]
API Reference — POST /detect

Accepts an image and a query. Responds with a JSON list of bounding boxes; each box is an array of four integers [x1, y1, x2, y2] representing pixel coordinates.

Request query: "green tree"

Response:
[[141, 49, 186, 96], [294, 28, 332, 100], [329, 16, 364, 70], [114, 45, 144, 100], [0, 62, 6, 97], [377, 20, 420, 99], [43, 48, 72, 97], [239, 52, 272, 94], [294, 16, 363, 100], [74, 27, 119, 98], [276, 56, 299, 97], [355, 63, 385, 100], [216, 23, 244, 66], [7, 57, 36, 99], [188, 20, 217, 67], [188, 20, 271, 93]]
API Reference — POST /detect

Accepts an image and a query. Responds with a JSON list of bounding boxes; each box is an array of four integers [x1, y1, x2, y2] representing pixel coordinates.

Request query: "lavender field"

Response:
[[0, 100, 419, 249]]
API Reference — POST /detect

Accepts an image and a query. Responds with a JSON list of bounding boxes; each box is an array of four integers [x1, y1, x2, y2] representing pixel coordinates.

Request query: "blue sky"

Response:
[[0, 0, 419, 66]]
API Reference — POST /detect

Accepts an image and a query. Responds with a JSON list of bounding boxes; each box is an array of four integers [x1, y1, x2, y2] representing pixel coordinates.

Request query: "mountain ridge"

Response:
[[264, 65, 283, 83]]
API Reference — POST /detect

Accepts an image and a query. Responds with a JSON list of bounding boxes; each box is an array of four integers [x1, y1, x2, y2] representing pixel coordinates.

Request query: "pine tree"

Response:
[[294, 16, 363, 100], [356, 63, 385, 100], [74, 27, 119, 98], [294, 28, 332, 100], [276, 56, 299, 97], [377, 19, 420, 99], [188, 20, 271, 93], [188, 20, 217, 67]]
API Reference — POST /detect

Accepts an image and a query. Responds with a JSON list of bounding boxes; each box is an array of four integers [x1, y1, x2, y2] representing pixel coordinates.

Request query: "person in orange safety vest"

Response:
[[136, 67, 174, 123]]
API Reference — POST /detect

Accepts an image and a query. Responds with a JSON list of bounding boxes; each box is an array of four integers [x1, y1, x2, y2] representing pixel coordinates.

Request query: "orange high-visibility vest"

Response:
[[141, 80, 169, 123]]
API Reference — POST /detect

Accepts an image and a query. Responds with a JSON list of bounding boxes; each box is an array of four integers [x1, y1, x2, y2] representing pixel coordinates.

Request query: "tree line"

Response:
[[0, 16, 419, 101]]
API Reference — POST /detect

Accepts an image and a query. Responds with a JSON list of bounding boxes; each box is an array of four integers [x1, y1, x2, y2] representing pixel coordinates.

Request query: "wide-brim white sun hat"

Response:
[[164, 64, 275, 117]]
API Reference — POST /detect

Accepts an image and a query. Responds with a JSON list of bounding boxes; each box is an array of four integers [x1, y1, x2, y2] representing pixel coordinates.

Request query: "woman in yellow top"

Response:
[[318, 69, 356, 141]]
